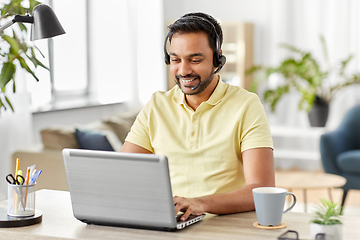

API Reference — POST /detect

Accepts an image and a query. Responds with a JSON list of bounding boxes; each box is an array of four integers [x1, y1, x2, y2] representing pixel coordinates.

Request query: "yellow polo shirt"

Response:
[[125, 76, 273, 198]]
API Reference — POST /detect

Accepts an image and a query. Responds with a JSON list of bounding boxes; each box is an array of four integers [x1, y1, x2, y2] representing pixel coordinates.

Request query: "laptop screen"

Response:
[[63, 149, 178, 230]]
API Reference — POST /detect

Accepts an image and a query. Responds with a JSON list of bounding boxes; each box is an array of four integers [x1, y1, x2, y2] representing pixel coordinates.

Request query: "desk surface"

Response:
[[0, 190, 358, 240]]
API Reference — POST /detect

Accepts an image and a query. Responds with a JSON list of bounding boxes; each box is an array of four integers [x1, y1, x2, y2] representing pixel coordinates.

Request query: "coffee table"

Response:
[[275, 172, 346, 212]]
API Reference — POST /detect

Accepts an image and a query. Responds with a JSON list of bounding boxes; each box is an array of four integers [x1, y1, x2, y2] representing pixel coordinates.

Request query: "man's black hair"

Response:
[[167, 12, 223, 54]]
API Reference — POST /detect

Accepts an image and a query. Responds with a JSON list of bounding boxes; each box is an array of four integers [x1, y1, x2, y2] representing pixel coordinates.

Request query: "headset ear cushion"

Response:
[[165, 53, 170, 65], [213, 54, 226, 67], [213, 53, 220, 67], [219, 55, 226, 66]]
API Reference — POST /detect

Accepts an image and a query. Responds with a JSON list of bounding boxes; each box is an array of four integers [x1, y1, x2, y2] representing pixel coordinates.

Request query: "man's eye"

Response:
[[191, 59, 202, 63], [171, 58, 180, 63]]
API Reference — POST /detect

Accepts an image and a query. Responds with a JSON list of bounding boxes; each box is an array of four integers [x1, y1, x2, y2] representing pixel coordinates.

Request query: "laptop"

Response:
[[62, 148, 205, 231]]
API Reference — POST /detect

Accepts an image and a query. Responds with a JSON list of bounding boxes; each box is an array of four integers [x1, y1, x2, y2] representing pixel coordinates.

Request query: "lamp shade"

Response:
[[30, 4, 65, 41]]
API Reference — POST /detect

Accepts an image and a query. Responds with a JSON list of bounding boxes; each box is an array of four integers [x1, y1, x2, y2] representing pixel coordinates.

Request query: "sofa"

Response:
[[11, 107, 141, 191]]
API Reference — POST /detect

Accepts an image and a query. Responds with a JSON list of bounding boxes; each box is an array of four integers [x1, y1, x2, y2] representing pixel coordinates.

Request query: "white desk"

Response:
[[0, 190, 358, 240]]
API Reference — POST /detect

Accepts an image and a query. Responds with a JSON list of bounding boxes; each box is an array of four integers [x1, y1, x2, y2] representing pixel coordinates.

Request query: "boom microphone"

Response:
[[191, 64, 224, 90]]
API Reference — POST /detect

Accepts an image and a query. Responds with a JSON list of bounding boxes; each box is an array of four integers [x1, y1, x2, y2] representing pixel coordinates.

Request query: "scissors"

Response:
[[6, 174, 25, 185], [6, 174, 26, 211]]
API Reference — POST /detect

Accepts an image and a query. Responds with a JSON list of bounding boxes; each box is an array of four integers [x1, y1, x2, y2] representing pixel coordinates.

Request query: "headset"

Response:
[[164, 15, 226, 68]]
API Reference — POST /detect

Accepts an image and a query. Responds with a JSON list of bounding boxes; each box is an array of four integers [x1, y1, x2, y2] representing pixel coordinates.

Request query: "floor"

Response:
[[276, 170, 360, 216]]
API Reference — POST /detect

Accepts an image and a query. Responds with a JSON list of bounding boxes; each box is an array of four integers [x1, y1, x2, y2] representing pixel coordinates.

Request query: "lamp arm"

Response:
[[0, 20, 15, 32], [0, 14, 34, 32]]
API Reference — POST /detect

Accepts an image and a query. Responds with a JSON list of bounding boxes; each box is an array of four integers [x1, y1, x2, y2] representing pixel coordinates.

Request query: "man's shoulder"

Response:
[[224, 82, 259, 101], [147, 87, 180, 108]]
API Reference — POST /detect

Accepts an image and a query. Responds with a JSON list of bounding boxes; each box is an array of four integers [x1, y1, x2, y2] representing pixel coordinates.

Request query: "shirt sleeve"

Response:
[[240, 94, 274, 152], [124, 98, 154, 153]]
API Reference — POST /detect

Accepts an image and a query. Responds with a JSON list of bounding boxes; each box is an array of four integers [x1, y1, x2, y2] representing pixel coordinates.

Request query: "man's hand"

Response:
[[174, 196, 205, 221]]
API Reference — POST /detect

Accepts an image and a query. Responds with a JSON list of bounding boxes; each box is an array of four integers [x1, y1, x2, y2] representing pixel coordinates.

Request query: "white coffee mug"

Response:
[[253, 187, 296, 226]]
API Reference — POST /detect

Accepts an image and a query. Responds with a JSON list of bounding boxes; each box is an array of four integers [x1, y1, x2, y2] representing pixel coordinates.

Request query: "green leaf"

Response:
[[264, 85, 290, 112], [2, 35, 20, 55], [339, 55, 353, 75], [18, 22, 28, 32], [310, 198, 342, 225], [12, 30, 28, 52], [34, 45, 46, 58], [12, 79, 16, 93], [17, 56, 39, 81], [0, 97, 6, 111], [5, 95, 14, 112], [279, 43, 305, 56], [34, 58, 49, 70], [29, 0, 42, 12], [0, 62, 16, 88]]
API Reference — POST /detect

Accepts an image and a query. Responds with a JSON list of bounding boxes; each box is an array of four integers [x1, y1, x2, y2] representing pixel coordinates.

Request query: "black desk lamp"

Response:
[[0, 4, 65, 40]]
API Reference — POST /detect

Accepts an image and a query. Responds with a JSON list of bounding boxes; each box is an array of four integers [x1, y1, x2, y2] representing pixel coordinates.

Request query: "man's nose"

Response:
[[178, 61, 192, 76]]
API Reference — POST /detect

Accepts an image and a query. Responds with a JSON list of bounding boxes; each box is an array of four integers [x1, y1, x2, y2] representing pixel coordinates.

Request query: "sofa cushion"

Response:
[[75, 128, 122, 152], [40, 126, 79, 150], [102, 107, 141, 143], [40, 121, 119, 150], [336, 150, 360, 174]]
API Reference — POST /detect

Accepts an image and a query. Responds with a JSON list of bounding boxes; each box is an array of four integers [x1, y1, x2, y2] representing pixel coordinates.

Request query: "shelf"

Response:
[[270, 125, 327, 138], [274, 149, 321, 161], [270, 125, 326, 162]]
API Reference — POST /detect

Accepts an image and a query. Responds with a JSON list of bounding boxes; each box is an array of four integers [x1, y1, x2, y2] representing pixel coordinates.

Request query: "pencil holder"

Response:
[[7, 183, 36, 217]]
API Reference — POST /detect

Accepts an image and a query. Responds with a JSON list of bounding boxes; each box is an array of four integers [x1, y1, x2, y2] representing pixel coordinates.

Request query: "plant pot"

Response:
[[308, 96, 329, 127], [309, 223, 342, 240]]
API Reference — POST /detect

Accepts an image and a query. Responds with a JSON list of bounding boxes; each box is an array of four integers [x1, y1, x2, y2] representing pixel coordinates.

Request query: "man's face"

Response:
[[169, 32, 215, 95]]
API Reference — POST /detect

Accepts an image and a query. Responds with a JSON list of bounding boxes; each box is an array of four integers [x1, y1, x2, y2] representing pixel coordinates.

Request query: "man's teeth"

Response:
[[182, 78, 196, 83]]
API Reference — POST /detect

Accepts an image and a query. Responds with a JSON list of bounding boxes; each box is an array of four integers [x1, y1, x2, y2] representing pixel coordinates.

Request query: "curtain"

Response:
[[262, 0, 360, 129]]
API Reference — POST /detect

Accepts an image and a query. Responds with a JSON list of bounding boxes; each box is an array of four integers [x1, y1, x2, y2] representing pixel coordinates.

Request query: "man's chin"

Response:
[[179, 86, 196, 95]]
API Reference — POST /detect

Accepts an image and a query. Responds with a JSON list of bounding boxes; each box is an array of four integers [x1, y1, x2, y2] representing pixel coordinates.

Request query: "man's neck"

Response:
[[185, 75, 219, 111]]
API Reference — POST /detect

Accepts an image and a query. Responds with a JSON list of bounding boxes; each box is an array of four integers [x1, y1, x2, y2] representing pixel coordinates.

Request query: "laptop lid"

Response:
[[62, 148, 178, 231]]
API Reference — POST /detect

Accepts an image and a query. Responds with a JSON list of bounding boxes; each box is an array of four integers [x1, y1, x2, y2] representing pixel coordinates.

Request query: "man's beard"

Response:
[[174, 73, 214, 95]]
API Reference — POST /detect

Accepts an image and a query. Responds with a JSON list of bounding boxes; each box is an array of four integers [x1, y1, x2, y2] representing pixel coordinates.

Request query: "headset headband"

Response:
[[164, 15, 226, 67]]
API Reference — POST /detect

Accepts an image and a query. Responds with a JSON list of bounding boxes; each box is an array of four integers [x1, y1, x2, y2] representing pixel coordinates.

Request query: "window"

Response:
[[28, 0, 166, 111]]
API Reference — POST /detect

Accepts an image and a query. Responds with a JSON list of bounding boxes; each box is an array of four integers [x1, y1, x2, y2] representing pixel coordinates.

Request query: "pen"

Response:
[[24, 167, 30, 207], [15, 158, 19, 178], [29, 170, 42, 185], [16, 170, 24, 211], [29, 165, 36, 180], [13, 158, 20, 213]]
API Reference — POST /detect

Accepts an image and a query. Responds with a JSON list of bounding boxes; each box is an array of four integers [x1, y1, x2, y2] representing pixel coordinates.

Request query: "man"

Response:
[[121, 12, 274, 221]]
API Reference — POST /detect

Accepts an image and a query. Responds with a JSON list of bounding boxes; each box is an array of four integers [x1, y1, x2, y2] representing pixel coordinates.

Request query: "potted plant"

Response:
[[309, 198, 342, 240], [0, 0, 48, 114], [248, 35, 360, 127]]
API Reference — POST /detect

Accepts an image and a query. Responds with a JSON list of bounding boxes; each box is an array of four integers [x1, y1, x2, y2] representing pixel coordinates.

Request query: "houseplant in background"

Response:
[[0, 0, 48, 114], [309, 198, 342, 240], [248, 35, 360, 127]]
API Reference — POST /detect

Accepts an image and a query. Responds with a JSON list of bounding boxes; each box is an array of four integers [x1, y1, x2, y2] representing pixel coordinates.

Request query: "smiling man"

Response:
[[121, 12, 274, 221]]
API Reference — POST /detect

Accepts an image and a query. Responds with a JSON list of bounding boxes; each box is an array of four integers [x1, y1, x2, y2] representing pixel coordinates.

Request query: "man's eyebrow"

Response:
[[169, 52, 205, 58]]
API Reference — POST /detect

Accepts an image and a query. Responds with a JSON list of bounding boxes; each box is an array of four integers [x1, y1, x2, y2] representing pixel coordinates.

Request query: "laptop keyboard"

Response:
[[176, 214, 206, 229]]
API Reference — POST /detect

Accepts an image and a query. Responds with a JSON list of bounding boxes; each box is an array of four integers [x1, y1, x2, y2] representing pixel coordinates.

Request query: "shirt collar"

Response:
[[172, 74, 227, 106]]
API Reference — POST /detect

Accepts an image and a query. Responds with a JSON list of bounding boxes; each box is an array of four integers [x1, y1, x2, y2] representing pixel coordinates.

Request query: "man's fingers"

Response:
[[173, 196, 205, 221], [181, 209, 192, 221], [174, 197, 187, 213]]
